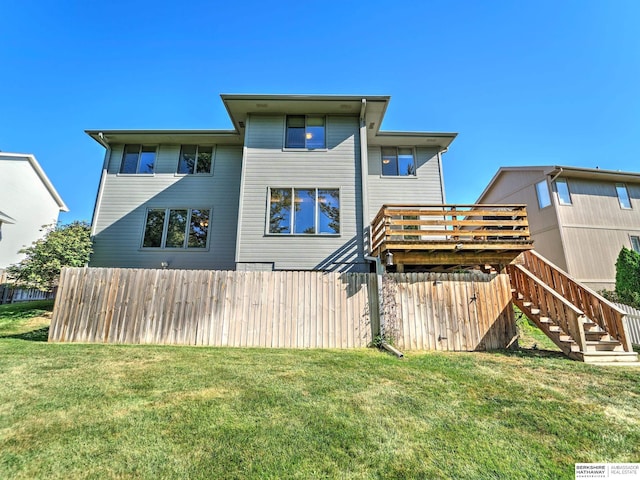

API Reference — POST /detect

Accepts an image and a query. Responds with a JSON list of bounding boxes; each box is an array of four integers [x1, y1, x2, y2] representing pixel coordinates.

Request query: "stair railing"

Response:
[[509, 263, 587, 352], [517, 250, 632, 352]]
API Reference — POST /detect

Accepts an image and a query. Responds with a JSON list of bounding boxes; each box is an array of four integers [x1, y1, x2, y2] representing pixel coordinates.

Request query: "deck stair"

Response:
[[508, 251, 638, 364]]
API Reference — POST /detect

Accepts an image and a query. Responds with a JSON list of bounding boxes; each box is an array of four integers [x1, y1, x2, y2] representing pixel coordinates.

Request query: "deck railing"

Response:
[[370, 204, 531, 253], [516, 250, 632, 352]]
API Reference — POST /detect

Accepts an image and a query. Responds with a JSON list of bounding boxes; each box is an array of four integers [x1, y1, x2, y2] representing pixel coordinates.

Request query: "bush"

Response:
[[614, 247, 640, 309]]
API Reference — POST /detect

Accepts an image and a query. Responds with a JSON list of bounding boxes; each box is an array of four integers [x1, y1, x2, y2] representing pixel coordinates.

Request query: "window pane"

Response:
[[120, 145, 140, 174], [294, 189, 316, 234], [556, 179, 572, 205], [381, 147, 398, 176], [616, 183, 631, 209], [196, 146, 213, 174], [188, 209, 209, 248], [143, 209, 165, 247], [536, 180, 551, 208], [165, 209, 188, 247], [178, 145, 197, 174], [631, 236, 640, 254], [397, 148, 416, 176], [318, 189, 340, 234], [286, 116, 305, 148], [306, 117, 325, 149], [269, 189, 292, 233], [138, 146, 156, 173]]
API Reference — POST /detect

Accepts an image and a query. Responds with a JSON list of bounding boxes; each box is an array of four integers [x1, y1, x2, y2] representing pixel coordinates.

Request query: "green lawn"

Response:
[[1, 301, 639, 479]]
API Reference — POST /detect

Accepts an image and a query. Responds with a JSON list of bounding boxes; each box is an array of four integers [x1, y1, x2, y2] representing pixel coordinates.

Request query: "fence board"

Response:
[[614, 302, 640, 346]]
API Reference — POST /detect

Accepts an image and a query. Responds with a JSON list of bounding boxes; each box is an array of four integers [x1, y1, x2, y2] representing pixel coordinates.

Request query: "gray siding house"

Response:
[[476, 166, 640, 290], [0, 152, 68, 268], [88, 94, 456, 272]]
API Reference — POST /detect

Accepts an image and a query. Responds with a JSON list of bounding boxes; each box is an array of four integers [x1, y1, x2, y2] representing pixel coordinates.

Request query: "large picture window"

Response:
[[268, 188, 339, 235], [285, 116, 326, 149], [120, 145, 156, 174], [142, 208, 210, 249], [177, 145, 214, 174], [381, 147, 416, 176]]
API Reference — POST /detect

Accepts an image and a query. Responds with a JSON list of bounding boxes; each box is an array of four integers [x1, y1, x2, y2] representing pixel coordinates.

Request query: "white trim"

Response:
[[90, 147, 111, 236], [234, 114, 250, 264]]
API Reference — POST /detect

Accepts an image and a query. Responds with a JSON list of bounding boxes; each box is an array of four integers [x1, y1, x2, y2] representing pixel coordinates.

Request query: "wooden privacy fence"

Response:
[[50, 267, 518, 351], [384, 272, 515, 351], [614, 303, 640, 346], [50, 268, 376, 348]]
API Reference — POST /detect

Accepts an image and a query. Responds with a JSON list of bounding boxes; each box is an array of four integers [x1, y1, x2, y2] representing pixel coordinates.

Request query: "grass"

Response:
[[1, 302, 639, 479]]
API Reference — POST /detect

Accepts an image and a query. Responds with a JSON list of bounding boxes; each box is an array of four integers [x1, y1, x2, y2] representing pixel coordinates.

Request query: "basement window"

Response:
[[142, 208, 210, 249], [285, 116, 325, 149], [555, 178, 572, 205], [616, 183, 632, 209], [177, 145, 214, 174], [120, 145, 156, 174], [535, 180, 551, 209], [268, 188, 340, 235]]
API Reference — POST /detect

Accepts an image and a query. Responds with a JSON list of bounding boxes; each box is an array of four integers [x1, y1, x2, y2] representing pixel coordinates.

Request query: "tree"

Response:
[[614, 247, 640, 309], [7, 221, 93, 291]]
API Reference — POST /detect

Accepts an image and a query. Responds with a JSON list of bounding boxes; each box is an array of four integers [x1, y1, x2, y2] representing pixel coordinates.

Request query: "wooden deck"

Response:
[[370, 204, 533, 271]]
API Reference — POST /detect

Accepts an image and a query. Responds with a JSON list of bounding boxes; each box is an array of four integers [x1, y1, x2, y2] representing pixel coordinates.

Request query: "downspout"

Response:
[[550, 167, 564, 183]]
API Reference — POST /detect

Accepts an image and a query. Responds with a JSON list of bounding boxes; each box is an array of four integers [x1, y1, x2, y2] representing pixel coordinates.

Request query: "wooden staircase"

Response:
[[508, 251, 638, 364]]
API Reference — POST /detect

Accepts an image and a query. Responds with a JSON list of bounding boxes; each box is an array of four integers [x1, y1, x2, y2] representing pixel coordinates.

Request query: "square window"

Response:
[[616, 183, 632, 209], [535, 180, 551, 209], [120, 145, 156, 174], [381, 147, 416, 176], [177, 145, 214, 174], [555, 178, 572, 205], [142, 208, 210, 249], [285, 116, 325, 149]]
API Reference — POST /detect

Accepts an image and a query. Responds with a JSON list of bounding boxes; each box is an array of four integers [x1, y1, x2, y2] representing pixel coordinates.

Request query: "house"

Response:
[[476, 165, 640, 291], [0, 152, 68, 268], [87, 94, 457, 272]]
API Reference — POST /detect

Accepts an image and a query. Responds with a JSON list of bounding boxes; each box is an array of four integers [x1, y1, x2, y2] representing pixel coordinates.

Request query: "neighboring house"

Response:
[[476, 165, 640, 290], [0, 153, 68, 268], [87, 94, 456, 272]]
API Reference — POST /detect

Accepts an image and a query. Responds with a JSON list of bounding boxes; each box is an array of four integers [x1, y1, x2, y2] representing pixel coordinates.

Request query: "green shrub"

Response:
[[614, 247, 640, 309]]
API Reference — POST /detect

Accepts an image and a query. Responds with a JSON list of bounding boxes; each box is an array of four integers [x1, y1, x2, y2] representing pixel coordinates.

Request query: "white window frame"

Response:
[[554, 178, 572, 205], [283, 115, 327, 150], [119, 144, 157, 175], [535, 179, 551, 209], [176, 145, 215, 175], [380, 147, 417, 177], [616, 183, 632, 209], [141, 207, 211, 250], [266, 187, 341, 236], [630, 235, 640, 254]]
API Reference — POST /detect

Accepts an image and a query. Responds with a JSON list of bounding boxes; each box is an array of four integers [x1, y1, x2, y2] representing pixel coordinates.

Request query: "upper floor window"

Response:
[[177, 145, 214, 174], [616, 183, 632, 209], [555, 178, 572, 205], [142, 208, 210, 249], [268, 188, 340, 235], [382, 147, 416, 176], [120, 145, 156, 174], [535, 180, 551, 209], [631, 236, 640, 254], [285, 116, 325, 149]]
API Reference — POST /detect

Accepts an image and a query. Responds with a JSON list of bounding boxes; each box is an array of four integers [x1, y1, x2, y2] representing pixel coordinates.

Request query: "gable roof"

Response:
[[476, 165, 640, 203], [0, 152, 69, 212]]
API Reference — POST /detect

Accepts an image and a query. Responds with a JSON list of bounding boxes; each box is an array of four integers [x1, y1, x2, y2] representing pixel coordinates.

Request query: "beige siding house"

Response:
[[476, 166, 640, 290], [0, 153, 68, 268], [87, 94, 456, 272]]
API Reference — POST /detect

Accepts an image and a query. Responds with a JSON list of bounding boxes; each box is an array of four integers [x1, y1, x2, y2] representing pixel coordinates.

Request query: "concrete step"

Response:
[[584, 340, 624, 352]]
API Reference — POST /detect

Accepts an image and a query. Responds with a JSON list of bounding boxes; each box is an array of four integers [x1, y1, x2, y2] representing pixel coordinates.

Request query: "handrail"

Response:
[[509, 264, 587, 352], [518, 250, 632, 352], [370, 204, 532, 253]]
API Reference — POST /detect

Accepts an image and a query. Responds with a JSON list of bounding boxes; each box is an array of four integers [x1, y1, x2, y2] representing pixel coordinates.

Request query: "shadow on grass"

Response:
[[491, 348, 569, 361], [0, 326, 50, 342]]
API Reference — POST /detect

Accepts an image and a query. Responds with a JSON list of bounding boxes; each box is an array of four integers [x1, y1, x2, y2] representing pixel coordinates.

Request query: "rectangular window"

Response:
[[177, 145, 214, 174], [535, 180, 551, 209], [120, 145, 156, 174], [268, 188, 339, 235], [285, 116, 326, 149], [381, 147, 416, 176], [142, 208, 210, 249], [555, 178, 572, 205], [631, 236, 640, 254], [616, 183, 632, 209]]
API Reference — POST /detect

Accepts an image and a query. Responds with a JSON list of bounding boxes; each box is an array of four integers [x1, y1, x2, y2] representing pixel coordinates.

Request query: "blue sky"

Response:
[[2, 0, 639, 223]]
